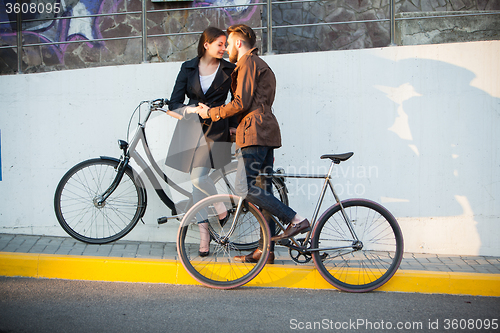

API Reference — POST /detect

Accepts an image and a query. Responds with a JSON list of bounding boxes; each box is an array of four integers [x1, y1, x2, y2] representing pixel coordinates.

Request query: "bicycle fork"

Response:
[[95, 155, 130, 207], [96, 140, 131, 207], [218, 196, 245, 245]]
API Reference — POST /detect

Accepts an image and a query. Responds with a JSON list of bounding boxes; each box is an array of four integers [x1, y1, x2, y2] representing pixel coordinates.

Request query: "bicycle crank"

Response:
[[289, 238, 312, 264]]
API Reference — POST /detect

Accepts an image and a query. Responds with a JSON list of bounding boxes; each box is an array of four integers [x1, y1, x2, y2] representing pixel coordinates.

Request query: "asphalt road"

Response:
[[0, 277, 498, 333]]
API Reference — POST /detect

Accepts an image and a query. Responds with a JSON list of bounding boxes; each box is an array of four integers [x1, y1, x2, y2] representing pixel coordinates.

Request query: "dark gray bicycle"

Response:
[[54, 98, 288, 246]]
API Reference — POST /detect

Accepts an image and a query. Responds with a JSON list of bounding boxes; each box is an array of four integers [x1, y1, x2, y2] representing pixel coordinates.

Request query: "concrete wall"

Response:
[[0, 40, 499, 256]]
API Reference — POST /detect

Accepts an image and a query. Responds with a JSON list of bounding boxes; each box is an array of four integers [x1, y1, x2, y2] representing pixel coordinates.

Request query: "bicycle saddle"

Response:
[[320, 152, 354, 164]]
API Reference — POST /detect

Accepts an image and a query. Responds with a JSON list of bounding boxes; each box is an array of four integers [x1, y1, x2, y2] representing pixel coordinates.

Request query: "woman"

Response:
[[166, 27, 237, 257]]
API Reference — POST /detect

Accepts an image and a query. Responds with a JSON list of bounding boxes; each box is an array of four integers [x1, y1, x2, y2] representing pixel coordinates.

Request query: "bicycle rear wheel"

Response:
[[177, 194, 270, 289], [311, 199, 404, 292], [54, 158, 146, 244]]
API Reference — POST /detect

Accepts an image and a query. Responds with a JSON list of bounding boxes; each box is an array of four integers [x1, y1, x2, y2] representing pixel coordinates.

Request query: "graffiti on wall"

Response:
[[194, 0, 257, 25], [1, 0, 107, 63], [0, 0, 258, 68]]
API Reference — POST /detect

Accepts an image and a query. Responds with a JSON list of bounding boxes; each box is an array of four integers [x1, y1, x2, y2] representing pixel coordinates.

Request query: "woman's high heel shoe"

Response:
[[198, 220, 210, 257], [219, 214, 230, 227]]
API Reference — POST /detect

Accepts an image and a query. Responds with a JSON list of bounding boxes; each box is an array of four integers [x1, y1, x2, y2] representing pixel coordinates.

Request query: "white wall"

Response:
[[1, 41, 498, 256]]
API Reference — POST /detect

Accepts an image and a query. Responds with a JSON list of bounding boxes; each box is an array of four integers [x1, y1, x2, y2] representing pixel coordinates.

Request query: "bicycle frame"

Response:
[[100, 100, 192, 218], [264, 159, 360, 253]]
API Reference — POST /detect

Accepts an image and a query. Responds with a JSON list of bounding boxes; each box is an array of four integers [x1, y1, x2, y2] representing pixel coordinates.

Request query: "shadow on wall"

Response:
[[370, 58, 498, 256], [273, 45, 499, 256]]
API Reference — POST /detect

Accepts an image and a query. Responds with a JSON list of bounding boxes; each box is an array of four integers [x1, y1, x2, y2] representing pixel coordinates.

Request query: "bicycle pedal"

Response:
[[276, 239, 291, 246], [157, 216, 169, 225]]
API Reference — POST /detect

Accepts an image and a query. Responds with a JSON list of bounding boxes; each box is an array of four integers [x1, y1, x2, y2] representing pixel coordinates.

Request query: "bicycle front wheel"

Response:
[[210, 161, 288, 251], [311, 199, 404, 292], [54, 158, 146, 244], [177, 194, 271, 289]]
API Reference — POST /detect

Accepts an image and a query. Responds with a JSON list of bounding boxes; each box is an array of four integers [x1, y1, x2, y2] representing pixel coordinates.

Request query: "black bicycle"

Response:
[[177, 153, 404, 291], [54, 98, 288, 246]]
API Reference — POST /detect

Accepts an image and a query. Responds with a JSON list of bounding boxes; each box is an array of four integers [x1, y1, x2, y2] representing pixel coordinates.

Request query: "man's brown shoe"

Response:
[[234, 249, 275, 264], [271, 219, 311, 241]]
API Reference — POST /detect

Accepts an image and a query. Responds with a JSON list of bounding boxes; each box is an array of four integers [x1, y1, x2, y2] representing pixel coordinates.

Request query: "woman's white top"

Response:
[[199, 63, 220, 94]]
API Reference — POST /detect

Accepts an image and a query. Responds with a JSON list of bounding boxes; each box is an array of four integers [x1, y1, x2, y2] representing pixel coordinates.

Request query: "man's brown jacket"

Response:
[[209, 48, 282, 149]]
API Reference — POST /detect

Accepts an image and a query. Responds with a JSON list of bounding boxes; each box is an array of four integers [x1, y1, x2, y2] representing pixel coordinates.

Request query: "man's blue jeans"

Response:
[[235, 146, 297, 251]]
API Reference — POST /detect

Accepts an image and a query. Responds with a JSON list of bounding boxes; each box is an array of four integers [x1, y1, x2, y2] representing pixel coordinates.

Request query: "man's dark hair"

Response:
[[227, 24, 256, 48], [198, 27, 227, 58]]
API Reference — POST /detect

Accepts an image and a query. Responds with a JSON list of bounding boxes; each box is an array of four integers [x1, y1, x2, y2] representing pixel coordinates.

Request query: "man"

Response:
[[197, 24, 310, 264]]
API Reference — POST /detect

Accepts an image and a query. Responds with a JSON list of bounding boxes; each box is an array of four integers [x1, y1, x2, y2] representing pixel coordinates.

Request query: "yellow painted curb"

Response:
[[1, 252, 499, 296]]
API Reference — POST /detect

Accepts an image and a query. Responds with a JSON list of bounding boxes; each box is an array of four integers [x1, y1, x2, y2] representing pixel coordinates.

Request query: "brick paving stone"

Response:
[[42, 245, 62, 254], [0, 234, 15, 250], [450, 257, 468, 263], [5, 238, 26, 246], [15, 237, 38, 247], [410, 259, 428, 267], [436, 257, 455, 263], [426, 257, 443, 263], [402, 252, 415, 259], [1, 243, 18, 252], [0, 234, 15, 241], [457, 266, 478, 272], [474, 259, 492, 265], [68, 247, 86, 256], [55, 246, 75, 255], [485, 267, 500, 274], [485, 257, 500, 266], [440, 264, 463, 272], [28, 245, 47, 253], [34, 238, 57, 245], [412, 253, 436, 258], [109, 243, 127, 250], [463, 259, 480, 265], [147, 249, 165, 259], [81, 246, 101, 255]]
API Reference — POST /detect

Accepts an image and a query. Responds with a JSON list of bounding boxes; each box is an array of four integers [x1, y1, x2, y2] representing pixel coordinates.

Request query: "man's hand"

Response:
[[185, 105, 201, 114], [197, 103, 210, 119]]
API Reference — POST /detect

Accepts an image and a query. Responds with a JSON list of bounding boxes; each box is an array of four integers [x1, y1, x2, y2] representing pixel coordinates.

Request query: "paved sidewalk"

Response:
[[1, 233, 499, 274], [1, 233, 499, 296]]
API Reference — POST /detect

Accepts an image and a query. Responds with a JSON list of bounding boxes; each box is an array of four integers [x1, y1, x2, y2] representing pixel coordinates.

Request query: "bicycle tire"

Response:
[[177, 194, 271, 289], [54, 158, 146, 244], [311, 199, 404, 292]]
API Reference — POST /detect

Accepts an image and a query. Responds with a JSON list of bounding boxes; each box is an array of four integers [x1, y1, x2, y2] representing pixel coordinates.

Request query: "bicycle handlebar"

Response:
[[150, 98, 170, 109]]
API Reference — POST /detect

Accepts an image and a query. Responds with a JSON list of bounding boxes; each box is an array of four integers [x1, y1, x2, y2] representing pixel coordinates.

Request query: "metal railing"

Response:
[[0, 0, 498, 74]]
